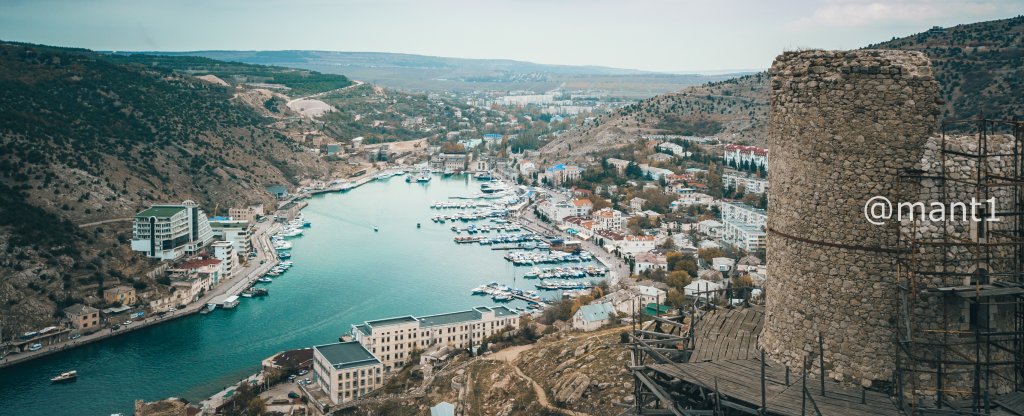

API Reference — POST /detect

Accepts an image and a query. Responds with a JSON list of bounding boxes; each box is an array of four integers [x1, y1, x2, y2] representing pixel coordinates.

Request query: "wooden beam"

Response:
[[635, 372, 685, 416]]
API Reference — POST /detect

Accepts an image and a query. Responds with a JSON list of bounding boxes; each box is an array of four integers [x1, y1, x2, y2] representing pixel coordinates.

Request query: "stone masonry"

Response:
[[762, 50, 940, 387]]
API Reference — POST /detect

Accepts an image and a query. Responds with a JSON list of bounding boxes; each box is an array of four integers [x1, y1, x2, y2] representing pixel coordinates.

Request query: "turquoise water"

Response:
[[0, 175, 595, 415]]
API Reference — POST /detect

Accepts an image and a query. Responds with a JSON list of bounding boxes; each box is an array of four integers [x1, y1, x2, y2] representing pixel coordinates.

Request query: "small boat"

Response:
[[51, 370, 77, 383], [257, 277, 273, 283], [417, 223, 421, 228], [374, 226, 379, 232]]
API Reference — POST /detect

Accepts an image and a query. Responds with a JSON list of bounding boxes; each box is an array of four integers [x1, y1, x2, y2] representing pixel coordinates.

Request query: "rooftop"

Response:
[[364, 316, 418, 333], [314, 341, 380, 370], [136, 206, 186, 218], [576, 302, 616, 323], [418, 310, 482, 328]]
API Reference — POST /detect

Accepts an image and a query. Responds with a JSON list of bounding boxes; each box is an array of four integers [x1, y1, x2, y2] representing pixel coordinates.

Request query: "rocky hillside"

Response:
[[541, 16, 1024, 159], [343, 326, 632, 416], [0, 42, 328, 332]]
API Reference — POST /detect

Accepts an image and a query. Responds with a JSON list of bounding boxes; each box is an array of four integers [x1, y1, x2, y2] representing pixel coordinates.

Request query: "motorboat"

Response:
[[51, 370, 77, 383]]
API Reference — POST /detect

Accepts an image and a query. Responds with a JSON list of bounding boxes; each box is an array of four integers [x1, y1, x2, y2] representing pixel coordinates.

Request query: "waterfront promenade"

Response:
[[0, 219, 282, 369], [516, 200, 628, 286]]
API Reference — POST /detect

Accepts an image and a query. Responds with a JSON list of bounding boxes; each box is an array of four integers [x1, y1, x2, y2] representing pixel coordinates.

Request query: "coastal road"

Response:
[[0, 219, 282, 368]]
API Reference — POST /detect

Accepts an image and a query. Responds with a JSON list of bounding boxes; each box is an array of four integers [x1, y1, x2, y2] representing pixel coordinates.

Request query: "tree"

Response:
[[697, 247, 726, 264], [666, 252, 697, 276], [666, 288, 686, 307], [666, 270, 692, 292]]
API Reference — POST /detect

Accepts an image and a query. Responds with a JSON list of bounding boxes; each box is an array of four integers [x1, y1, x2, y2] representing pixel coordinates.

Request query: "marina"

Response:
[[0, 173, 612, 416]]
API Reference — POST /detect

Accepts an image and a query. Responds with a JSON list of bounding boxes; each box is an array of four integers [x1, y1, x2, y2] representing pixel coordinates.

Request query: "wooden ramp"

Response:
[[688, 307, 763, 363]]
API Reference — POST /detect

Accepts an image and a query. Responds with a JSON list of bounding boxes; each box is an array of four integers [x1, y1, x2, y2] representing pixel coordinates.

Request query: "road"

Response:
[[0, 219, 282, 368]]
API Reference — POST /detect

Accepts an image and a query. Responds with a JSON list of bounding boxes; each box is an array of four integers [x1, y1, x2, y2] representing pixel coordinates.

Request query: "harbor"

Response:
[[0, 173, 614, 416]]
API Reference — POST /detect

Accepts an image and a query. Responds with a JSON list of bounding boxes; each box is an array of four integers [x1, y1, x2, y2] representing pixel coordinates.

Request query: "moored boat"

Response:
[[51, 370, 77, 383]]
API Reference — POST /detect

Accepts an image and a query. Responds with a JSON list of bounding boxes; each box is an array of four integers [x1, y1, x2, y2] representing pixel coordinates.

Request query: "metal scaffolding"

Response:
[[895, 118, 1024, 415]]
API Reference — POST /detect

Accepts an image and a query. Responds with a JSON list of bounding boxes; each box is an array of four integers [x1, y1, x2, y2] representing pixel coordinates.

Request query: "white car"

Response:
[[168, 308, 177, 312], [28, 343, 42, 351], [123, 320, 133, 326]]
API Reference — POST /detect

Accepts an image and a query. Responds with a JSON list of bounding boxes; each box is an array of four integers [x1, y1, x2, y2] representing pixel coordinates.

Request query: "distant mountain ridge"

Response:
[[541, 16, 1024, 159], [125, 50, 752, 96]]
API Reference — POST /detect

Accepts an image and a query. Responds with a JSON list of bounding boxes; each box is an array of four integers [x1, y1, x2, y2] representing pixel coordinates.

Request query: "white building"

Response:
[[209, 219, 251, 256], [639, 164, 674, 180], [721, 202, 767, 227], [352, 306, 519, 374], [211, 241, 236, 281], [723, 172, 769, 195], [685, 279, 726, 300], [657, 142, 685, 157], [312, 341, 384, 405], [572, 302, 617, 331], [698, 220, 724, 238], [671, 192, 717, 210], [634, 252, 668, 273], [430, 153, 469, 172], [605, 158, 631, 174], [131, 201, 214, 261], [593, 208, 625, 231], [723, 144, 768, 171], [544, 164, 583, 186], [722, 220, 767, 253]]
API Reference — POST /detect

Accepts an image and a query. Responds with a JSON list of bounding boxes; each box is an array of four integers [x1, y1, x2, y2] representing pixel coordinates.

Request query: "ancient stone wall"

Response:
[[762, 50, 940, 387]]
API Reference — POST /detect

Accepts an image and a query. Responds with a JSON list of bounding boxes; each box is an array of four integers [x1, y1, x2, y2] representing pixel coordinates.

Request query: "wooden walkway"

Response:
[[689, 307, 763, 363], [648, 359, 902, 416]]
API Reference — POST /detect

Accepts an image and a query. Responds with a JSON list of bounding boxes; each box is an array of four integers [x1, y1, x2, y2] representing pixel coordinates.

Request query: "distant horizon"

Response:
[[2, 0, 1020, 72], [97, 47, 768, 76]]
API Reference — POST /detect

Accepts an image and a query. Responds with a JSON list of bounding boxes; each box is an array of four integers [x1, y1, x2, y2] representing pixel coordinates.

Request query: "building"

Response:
[[208, 218, 251, 256], [723, 144, 768, 171], [671, 192, 717, 210], [618, 235, 657, 255], [592, 208, 625, 231], [130, 201, 214, 261], [430, 153, 469, 172], [352, 306, 519, 374], [635, 252, 668, 273], [64, 304, 100, 332], [211, 241, 236, 280], [639, 164, 674, 180], [544, 164, 583, 186], [103, 286, 136, 306], [572, 302, 617, 331], [723, 172, 769, 195], [605, 158, 631, 174], [228, 205, 263, 224], [629, 197, 647, 213], [721, 202, 766, 226], [657, 141, 685, 156], [312, 341, 384, 405], [571, 198, 593, 217], [698, 220, 723, 238], [684, 279, 725, 300], [722, 220, 766, 253]]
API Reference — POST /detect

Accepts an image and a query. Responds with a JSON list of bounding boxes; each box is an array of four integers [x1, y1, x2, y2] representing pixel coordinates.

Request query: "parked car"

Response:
[[288, 392, 300, 399], [27, 343, 42, 351], [298, 369, 308, 376], [111, 324, 121, 330], [168, 307, 177, 312], [123, 320, 133, 326], [303, 377, 310, 384], [69, 333, 81, 340]]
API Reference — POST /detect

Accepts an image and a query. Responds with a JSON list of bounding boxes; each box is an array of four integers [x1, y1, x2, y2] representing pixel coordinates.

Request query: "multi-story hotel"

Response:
[[311, 341, 383, 405], [351, 306, 519, 373], [130, 201, 213, 261]]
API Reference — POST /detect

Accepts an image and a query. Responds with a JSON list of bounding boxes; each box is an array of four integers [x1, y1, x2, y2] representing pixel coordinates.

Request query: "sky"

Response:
[[0, 0, 1020, 73]]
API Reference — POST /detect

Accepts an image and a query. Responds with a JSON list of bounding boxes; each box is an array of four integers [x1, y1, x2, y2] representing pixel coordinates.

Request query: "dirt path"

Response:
[[485, 344, 534, 362], [78, 217, 132, 228], [508, 362, 592, 416]]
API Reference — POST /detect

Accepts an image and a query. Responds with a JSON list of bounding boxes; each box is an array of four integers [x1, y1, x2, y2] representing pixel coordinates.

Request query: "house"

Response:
[[103, 286, 136, 306], [671, 192, 717, 210], [572, 302, 617, 331], [629, 197, 647, 213], [619, 235, 657, 255], [572, 198, 594, 217], [130, 201, 214, 261], [697, 220, 723, 238], [598, 285, 667, 315], [684, 280, 726, 300], [712, 257, 736, 272], [639, 164, 674, 180], [635, 252, 668, 273], [64, 304, 100, 332], [657, 141, 685, 156], [312, 341, 384, 405]]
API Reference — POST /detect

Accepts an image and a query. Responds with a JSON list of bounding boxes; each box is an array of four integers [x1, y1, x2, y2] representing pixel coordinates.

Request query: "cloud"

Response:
[[787, 0, 1004, 29]]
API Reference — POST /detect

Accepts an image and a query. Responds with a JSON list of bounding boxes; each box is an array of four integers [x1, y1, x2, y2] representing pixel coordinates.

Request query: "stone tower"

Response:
[[761, 50, 939, 386]]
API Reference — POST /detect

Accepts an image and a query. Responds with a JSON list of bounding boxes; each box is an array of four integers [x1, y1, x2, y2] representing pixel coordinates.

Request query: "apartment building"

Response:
[[209, 218, 251, 256], [721, 202, 767, 227], [723, 144, 768, 170], [131, 201, 214, 261], [723, 172, 769, 195], [211, 241, 236, 281], [312, 341, 384, 405], [228, 204, 263, 224], [351, 306, 519, 373]]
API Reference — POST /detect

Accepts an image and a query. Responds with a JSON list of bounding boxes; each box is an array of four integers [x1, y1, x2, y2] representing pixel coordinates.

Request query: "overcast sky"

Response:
[[0, 0, 1020, 72]]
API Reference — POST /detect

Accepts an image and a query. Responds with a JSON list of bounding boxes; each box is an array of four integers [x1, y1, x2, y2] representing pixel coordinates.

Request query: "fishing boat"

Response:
[[257, 277, 273, 283], [473, 171, 493, 181], [51, 370, 77, 383], [415, 169, 431, 183]]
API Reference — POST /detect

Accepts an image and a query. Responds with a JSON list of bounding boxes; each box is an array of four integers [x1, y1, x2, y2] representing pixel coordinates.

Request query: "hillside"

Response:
[[340, 325, 632, 416], [541, 16, 1024, 159], [0, 42, 328, 332], [140, 50, 748, 96]]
